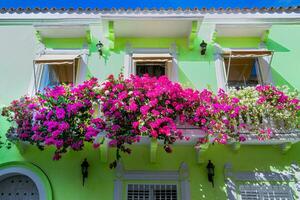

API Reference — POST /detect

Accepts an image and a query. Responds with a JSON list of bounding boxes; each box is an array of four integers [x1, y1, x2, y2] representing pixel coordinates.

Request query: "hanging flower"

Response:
[[1, 73, 299, 168]]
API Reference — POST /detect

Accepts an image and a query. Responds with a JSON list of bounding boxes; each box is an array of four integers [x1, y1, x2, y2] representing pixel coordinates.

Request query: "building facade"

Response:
[[0, 6, 300, 200]]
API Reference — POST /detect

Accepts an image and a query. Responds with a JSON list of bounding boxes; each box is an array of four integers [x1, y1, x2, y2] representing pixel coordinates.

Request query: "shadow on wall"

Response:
[[271, 68, 296, 90], [223, 164, 300, 200], [266, 39, 295, 89], [266, 39, 290, 52], [178, 67, 196, 89]]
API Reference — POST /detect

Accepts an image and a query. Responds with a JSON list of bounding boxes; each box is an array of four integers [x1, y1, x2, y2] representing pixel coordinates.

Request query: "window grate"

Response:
[[239, 185, 293, 200], [127, 184, 177, 200]]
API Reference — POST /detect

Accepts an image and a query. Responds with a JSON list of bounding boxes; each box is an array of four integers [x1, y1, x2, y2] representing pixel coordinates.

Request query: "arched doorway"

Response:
[[0, 174, 39, 200]]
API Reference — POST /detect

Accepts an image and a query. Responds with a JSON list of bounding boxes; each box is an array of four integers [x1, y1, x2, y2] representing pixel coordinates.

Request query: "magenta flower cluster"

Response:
[[2, 74, 300, 166]]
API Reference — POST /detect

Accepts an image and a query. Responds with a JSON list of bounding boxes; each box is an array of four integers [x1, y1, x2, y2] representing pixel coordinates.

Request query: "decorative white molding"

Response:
[[0, 167, 48, 200], [0, 7, 300, 22], [214, 48, 226, 90], [114, 161, 124, 200], [179, 162, 191, 200], [96, 134, 300, 147], [170, 43, 179, 83], [123, 43, 132, 79], [114, 162, 190, 200]]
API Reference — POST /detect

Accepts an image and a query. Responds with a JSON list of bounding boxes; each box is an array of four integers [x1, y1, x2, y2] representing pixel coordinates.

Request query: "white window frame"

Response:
[[124, 44, 179, 82], [28, 48, 89, 95], [214, 47, 273, 90], [114, 162, 190, 200]]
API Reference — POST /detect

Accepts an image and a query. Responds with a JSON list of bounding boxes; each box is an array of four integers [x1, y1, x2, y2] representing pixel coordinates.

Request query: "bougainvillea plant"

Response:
[[1, 74, 300, 168]]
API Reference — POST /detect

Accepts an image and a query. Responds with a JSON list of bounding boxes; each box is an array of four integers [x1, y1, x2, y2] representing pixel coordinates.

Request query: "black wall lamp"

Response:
[[81, 158, 89, 186], [200, 40, 207, 55], [96, 41, 104, 57], [206, 160, 215, 187]]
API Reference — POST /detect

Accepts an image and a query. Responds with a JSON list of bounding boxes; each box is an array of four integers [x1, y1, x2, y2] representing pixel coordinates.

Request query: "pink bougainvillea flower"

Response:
[[2, 74, 299, 167]]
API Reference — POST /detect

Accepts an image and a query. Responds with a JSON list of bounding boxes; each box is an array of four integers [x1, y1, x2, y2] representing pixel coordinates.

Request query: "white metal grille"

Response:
[[127, 184, 177, 200], [239, 184, 293, 200]]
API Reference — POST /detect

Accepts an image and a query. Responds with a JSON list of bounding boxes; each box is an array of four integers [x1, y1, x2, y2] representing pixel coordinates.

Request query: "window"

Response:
[[38, 62, 78, 89], [33, 54, 81, 92], [224, 57, 262, 88], [125, 52, 178, 81], [220, 50, 273, 89], [136, 62, 166, 78], [114, 162, 189, 200], [132, 54, 173, 79], [239, 184, 293, 200], [127, 184, 177, 200]]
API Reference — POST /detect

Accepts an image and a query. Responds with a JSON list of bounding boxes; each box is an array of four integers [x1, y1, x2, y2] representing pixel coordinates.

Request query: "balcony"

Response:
[[1, 75, 299, 165]]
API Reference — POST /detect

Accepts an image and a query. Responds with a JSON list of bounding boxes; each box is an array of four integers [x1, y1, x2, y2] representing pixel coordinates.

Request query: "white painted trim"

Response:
[[123, 171, 179, 181], [76, 52, 89, 84], [34, 24, 89, 29], [178, 162, 190, 200], [258, 55, 274, 85], [114, 162, 190, 200], [96, 131, 300, 146], [102, 16, 300, 27], [0, 167, 48, 200], [113, 179, 123, 200], [34, 24, 89, 38], [214, 46, 226, 90], [215, 24, 271, 37], [0, 11, 300, 27], [42, 49, 89, 55]]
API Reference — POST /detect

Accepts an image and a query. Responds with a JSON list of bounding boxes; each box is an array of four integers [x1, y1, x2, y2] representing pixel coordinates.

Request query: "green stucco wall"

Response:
[[0, 23, 300, 200], [266, 25, 300, 89], [0, 133, 299, 200]]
